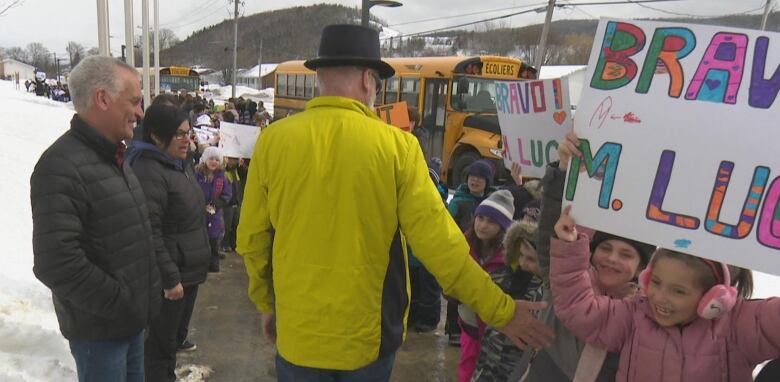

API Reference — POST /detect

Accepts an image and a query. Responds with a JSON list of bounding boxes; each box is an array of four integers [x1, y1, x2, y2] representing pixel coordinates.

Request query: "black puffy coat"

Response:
[[127, 143, 211, 288], [31, 115, 161, 341]]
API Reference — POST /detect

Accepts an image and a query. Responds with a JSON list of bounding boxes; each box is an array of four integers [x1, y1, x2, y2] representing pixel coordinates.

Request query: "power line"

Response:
[[164, 4, 229, 31], [388, 2, 548, 27], [390, 0, 682, 39], [627, 0, 766, 17], [160, 0, 221, 27]]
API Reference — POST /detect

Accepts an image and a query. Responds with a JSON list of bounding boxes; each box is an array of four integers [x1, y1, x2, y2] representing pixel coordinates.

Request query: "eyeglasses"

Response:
[[368, 70, 382, 96], [173, 130, 191, 140]]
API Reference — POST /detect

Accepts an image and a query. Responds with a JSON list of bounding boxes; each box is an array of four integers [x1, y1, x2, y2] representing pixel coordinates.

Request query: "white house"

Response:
[[236, 63, 278, 90], [0, 58, 36, 81]]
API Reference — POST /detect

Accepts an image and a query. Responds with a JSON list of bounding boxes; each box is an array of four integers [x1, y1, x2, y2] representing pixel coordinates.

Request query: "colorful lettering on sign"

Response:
[[749, 36, 780, 109], [531, 81, 547, 112], [564, 139, 623, 210], [646, 150, 700, 229], [636, 27, 696, 98], [496, 82, 509, 113], [757, 176, 780, 250], [705, 162, 769, 239], [685, 32, 748, 104], [552, 78, 563, 110], [591, 21, 646, 90]]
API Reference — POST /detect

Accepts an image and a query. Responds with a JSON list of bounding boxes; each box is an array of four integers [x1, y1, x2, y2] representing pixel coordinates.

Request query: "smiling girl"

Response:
[[456, 190, 515, 382], [551, 207, 780, 382]]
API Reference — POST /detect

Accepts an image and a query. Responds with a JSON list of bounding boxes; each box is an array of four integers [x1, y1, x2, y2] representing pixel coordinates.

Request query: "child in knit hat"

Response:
[[471, 219, 544, 382], [448, 159, 497, 231], [446, 159, 498, 346], [457, 189, 515, 382]]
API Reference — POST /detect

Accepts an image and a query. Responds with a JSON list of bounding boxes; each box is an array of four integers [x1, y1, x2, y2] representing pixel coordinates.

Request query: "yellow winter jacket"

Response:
[[237, 96, 515, 370]]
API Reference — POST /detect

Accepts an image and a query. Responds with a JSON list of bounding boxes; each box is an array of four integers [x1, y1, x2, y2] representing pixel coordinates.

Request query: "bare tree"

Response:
[[0, 46, 6, 59], [26, 42, 50, 69], [5, 46, 28, 63], [86, 47, 100, 56], [159, 28, 180, 50], [66, 41, 85, 67], [0, 0, 24, 17]]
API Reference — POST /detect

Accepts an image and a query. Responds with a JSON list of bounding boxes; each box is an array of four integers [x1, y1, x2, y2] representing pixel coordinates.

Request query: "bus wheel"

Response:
[[449, 150, 481, 188]]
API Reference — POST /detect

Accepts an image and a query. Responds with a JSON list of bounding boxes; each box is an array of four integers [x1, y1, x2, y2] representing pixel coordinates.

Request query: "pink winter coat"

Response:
[[550, 234, 780, 382]]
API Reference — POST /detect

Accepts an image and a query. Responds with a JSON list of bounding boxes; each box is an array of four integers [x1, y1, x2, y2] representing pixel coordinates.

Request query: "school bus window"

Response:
[[401, 78, 419, 107], [452, 76, 496, 113], [304, 75, 314, 98], [287, 75, 295, 97], [294, 74, 304, 97], [277, 74, 287, 96], [385, 77, 400, 104]]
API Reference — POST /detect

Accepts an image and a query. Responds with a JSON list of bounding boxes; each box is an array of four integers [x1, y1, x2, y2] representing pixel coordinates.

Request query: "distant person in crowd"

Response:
[[126, 105, 211, 381], [237, 24, 552, 381], [30, 55, 159, 382], [222, 157, 247, 253], [196, 147, 232, 273]]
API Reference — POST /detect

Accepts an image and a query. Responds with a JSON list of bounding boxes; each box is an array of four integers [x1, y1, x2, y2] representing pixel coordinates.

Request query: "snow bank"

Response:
[[0, 81, 209, 381]]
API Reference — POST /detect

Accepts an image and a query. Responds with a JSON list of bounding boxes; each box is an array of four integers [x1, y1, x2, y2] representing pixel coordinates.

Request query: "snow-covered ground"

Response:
[[0, 81, 209, 381], [1, 79, 779, 379]]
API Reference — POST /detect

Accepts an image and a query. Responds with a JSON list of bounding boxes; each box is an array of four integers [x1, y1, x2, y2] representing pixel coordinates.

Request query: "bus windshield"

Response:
[[451, 76, 497, 113]]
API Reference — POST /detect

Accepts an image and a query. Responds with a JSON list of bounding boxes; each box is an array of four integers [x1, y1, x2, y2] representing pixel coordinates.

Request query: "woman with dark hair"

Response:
[[126, 104, 211, 382]]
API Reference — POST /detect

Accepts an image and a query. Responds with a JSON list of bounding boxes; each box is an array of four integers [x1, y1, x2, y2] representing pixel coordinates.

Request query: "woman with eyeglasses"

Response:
[[126, 104, 211, 382]]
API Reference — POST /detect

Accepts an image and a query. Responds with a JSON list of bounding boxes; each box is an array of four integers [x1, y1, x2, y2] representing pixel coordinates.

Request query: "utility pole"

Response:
[[761, 0, 774, 31], [231, 0, 239, 98], [533, 0, 556, 74], [53, 52, 59, 82], [96, 0, 110, 56], [257, 39, 263, 90], [124, 0, 134, 66], [154, 0, 160, 95], [362, 0, 370, 27], [142, 0, 151, 109]]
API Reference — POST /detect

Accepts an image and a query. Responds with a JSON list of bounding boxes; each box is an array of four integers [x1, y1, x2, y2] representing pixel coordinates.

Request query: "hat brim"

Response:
[[304, 57, 395, 79]]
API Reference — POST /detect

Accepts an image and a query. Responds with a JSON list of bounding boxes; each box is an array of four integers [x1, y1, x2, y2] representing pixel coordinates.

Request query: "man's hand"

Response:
[[558, 130, 583, 170], [164, 283, 184, 300], [497, 300, 554, 350], [262, 313, 277, 344], [554, 205, 578, 242]]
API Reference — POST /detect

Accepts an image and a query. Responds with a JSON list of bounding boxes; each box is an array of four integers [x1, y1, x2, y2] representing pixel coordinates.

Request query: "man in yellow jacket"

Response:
[[237, 24, 553, 380]]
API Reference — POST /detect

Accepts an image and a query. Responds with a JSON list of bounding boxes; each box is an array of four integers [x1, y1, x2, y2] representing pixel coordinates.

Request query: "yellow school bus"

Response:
[[274, 56, 536, 186]]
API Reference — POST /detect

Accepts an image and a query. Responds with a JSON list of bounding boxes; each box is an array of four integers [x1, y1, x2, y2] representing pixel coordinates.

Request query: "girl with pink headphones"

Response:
[[551, 206, 779, 381]]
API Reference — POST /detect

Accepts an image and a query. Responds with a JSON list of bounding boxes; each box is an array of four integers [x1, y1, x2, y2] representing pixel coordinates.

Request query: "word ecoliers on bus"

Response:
[[565, 139, 780, 250], [590, 21, 780, 109]]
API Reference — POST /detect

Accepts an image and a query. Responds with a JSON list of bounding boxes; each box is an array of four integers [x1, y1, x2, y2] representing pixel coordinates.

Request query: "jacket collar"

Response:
[[305, 96, 383, 122], [126, 141, 184, 171], [69, 114, 122, 164]]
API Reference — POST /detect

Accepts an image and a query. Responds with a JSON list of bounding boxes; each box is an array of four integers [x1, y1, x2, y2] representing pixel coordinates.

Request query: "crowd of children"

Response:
[[404, 127, 780, 382]]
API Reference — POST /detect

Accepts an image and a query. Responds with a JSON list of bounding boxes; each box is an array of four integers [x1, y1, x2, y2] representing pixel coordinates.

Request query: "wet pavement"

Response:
[[178, 252, 459, 382]]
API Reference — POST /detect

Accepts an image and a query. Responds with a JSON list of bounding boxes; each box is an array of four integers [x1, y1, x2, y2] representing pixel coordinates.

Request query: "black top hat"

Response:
[[304, 24, 395, 79]]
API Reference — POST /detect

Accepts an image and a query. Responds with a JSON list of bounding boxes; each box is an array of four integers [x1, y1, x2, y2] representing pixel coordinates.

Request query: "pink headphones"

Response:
[[639, 254, 737, 320]]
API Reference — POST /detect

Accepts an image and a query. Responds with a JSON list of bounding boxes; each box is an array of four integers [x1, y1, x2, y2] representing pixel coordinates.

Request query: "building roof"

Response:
[[237, 63, 278, 79], [1, 58, 36, 70]]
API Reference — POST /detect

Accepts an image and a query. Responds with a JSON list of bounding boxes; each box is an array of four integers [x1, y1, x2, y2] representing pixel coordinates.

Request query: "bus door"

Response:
[[422, 78, 448, 163]]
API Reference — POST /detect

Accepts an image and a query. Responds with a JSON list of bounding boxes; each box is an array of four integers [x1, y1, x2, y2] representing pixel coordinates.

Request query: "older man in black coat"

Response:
[[30, 55, 160, 382]]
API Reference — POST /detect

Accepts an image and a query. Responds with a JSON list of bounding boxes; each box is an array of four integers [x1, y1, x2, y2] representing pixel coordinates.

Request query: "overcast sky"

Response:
[[0, 0, 771, 57]]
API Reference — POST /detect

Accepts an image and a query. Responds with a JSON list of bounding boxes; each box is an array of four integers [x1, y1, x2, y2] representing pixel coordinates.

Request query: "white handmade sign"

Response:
[[219, 121, 260, 159], [495, 78, 571, 178], [565, 18, 780, 274]]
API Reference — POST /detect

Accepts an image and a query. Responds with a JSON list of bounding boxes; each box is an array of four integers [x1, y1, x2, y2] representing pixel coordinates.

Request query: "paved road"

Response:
[[177, 252, 459, 382]]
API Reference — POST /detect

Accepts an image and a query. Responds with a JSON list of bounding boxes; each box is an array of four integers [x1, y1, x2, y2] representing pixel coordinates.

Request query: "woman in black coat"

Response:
[[127, 104, 211, 382]]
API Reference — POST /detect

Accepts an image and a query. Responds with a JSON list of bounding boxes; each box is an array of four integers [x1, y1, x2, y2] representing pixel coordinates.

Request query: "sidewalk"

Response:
[[178, 252, 458, 381]]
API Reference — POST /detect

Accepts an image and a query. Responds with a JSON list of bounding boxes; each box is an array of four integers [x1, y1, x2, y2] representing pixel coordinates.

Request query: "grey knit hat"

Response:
[[474, 189, 515, 230]]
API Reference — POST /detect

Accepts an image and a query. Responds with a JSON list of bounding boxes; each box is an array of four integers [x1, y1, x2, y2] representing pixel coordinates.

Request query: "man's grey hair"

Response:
[[69, 56, 137, 114]]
